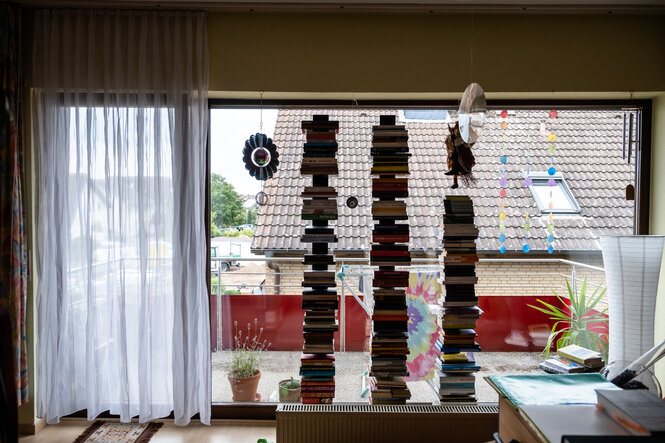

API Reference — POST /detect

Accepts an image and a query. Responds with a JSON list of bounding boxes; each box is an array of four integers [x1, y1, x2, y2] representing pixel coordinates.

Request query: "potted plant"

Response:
[[278, 376, 301, 403], [528, 278, 609, 361], [224, 319, 270, 402]]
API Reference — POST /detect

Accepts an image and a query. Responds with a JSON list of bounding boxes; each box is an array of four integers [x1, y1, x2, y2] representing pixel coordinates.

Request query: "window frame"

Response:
[[399, 109, 452, 123], [205, 98, 652, 419]]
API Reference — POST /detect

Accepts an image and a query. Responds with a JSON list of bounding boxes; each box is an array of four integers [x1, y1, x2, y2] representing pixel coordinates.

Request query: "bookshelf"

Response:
[[368, 115, 412, 405], [432, 196, 482, 403], [299, 115, 340, 404]]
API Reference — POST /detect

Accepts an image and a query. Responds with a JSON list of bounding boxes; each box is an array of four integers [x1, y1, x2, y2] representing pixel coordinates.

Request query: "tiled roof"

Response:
[[252, 108, 634, 254]]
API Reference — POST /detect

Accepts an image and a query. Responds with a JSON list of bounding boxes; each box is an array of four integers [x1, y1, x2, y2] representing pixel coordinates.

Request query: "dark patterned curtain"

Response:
[[0, 3, 28, 406]]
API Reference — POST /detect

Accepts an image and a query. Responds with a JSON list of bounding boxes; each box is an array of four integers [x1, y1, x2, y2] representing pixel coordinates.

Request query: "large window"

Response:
[[208, 103, 646, 409]]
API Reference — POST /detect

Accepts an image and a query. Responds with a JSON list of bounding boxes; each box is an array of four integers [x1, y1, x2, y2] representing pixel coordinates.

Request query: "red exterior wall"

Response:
[[213, 294, 607, 353], [218, 294, 370, 352]]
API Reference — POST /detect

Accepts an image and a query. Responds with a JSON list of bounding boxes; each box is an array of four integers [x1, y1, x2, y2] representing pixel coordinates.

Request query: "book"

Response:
[[301, 186, 338, 197], [301, 121, 339, 131], [557, 344, 604, 368], [596, 389, 665, 436], [539, 355, 587, 374]]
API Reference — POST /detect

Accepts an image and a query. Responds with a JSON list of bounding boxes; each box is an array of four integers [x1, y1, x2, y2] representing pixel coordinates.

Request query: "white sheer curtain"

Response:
[[32, 9, 210, 425]]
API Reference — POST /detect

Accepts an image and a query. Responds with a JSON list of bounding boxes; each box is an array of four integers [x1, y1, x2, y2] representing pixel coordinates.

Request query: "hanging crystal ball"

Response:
[[251, 147, 271, 167]]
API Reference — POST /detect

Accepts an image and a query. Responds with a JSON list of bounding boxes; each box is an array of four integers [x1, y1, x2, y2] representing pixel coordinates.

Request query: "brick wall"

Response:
[[265, 260, 366, 296], [475, 261, 608, 309], [264, 257, 608, 309]]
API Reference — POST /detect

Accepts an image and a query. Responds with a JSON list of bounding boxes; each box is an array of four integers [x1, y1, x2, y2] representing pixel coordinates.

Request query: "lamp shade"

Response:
[[600, 235, 665, 364]]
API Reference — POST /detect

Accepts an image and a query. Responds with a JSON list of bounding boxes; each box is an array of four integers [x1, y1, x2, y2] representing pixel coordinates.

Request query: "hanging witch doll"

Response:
[[445, 121, 476, 189]]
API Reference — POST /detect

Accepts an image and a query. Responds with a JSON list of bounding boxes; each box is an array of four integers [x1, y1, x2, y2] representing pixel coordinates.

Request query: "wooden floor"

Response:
[[19, 419, 277, 443]]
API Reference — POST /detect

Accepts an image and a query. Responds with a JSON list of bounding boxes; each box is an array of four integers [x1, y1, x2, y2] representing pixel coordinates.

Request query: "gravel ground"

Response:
[[212, 351, 543, 404]]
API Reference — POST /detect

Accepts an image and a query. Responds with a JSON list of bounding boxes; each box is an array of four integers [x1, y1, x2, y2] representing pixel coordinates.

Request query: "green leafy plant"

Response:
[[224, 319, 270, 378], [221, 229, 253, 238], [211, 277, 242, 295], [281, 376, 300, 390], [528, 278, 609, 361]]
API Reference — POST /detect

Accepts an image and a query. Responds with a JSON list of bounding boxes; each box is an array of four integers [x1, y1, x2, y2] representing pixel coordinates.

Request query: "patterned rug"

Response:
[[74, 421, 163, 443]]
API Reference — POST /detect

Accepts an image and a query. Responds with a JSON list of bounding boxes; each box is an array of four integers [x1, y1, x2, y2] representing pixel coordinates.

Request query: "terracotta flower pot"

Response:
[[278, 380, 301, 403], [228, 370, 261, 402]]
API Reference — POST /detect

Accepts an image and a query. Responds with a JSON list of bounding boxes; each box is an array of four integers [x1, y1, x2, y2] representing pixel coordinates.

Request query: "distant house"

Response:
[[243, 197, 258, 211], [252, 108, 633, 296]]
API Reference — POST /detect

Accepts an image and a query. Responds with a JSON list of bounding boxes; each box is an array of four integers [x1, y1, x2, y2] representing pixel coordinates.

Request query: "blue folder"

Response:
[[486, 373, 621, 407]]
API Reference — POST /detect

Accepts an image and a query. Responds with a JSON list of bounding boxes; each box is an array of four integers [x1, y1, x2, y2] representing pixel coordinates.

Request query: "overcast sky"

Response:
[[210, 109, 279, 196]]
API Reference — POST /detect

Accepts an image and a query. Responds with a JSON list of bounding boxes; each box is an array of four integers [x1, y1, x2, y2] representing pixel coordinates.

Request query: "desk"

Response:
[[486, 374, 632, 443], [497, 397, 631, 443]]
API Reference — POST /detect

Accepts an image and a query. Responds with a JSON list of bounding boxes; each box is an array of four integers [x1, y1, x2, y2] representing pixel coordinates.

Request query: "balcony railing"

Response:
[[210, 256, 607, 352]]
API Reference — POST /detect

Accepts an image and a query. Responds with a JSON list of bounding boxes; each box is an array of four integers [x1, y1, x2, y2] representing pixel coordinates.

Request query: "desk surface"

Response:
[[519, 404, 631, 442]]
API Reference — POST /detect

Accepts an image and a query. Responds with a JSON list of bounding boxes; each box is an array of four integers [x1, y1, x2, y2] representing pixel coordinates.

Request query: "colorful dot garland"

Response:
[[546, 109, 558, 254], [498, 109, 508, 254], [523, 112, 533, 253]]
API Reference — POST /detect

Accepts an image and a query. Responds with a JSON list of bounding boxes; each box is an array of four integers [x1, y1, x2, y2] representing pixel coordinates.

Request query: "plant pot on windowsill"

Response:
[[228, 370, 262, 402], [278, 378, 301, 403]]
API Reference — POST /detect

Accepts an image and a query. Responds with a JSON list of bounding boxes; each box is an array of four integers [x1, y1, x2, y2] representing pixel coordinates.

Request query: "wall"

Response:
[[651, 94, 665, 386], [265, 259, 606, 299], [264, 261, 366, 296], [207, 12, 665, 95]]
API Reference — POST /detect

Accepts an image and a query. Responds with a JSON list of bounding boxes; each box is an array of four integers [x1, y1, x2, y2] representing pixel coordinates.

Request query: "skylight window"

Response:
[[527, 172, 580, 214], [400, 109, 451, 122]]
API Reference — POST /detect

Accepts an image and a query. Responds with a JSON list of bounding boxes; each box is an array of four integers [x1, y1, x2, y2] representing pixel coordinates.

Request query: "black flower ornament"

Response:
[[242, 133, 279, 181]]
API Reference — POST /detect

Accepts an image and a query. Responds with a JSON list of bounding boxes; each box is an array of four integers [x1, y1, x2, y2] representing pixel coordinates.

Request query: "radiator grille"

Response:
[[276, 403, 499, 443], [277, 403, 498, 414]]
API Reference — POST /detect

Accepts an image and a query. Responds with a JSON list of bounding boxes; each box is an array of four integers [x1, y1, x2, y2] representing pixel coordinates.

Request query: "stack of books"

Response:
[[539, 344, 604, 374], [432, 195, 482, 403], [369, 115, 412, 405], [299, 115, 340, 404]]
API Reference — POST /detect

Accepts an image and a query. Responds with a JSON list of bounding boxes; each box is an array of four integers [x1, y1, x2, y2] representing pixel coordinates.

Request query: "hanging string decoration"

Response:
[[498, 110, 509, 254], [242, 133, 280, 181], [522, 112, 533, 253], [546, 109, 558, 254]]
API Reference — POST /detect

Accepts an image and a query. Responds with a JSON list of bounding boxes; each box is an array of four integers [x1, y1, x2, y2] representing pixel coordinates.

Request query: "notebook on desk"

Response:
[[486, 373, 621, 407]]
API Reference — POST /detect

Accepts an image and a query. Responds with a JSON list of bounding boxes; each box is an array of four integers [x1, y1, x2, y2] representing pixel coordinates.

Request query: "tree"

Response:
[[210, 210, 223, 237], [210, 173, 245, 228], [246, 207, 258, 225]]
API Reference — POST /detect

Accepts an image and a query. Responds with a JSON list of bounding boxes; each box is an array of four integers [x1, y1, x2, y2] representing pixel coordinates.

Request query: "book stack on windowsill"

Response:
[[369, 115, 412, 405], [299, 115, 340, 404], [431, 196, 481, 403], [539, 344, 605, 374]]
